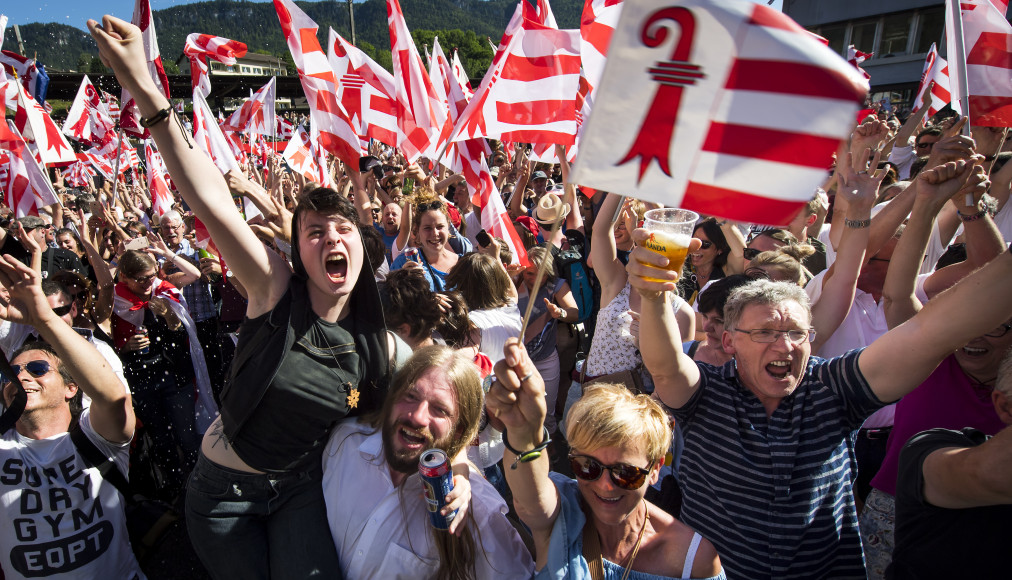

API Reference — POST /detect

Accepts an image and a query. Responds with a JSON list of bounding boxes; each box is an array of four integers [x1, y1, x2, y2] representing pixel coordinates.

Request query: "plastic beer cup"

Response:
[[640, 208, 698, 283]]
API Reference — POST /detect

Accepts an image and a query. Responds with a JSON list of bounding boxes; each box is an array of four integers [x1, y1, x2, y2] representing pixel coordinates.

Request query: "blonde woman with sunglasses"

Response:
[[487, 339, 725, 580]]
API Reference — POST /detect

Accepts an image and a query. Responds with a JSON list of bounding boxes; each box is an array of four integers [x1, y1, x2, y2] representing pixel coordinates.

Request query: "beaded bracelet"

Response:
[[502, 426, 551, 470], [844, 217, 871, 228], [957, 208, 989, 222]]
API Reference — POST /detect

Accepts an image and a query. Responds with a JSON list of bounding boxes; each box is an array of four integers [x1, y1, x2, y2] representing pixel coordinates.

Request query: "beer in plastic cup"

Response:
[[640, 208, 698, 283]]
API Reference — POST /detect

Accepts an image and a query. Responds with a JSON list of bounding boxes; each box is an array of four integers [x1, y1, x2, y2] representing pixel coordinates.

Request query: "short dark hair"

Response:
[[359, 226, 387, 273], [289, 187, 361, 280], [697, 274, 752, 316], [445, 253, 512, 310], [381, 268, 441, 340], [40, 280, 70, 301]]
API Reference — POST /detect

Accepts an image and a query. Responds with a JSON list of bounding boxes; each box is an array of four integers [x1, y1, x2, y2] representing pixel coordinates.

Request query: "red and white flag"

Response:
[[947, 0, 1012, 127], [222, 78, 278, 136], [61, 161, 96, 188], [450, 49, 473, 98], [0, 121, 60, 217], [989, 0, 1009, 15], [145, 142, 175, 217], [327, 28, 400, 147], [847, 45, 873, 80], [581, 0, 625, 92], [278, 117, 295, 140], [282, 124, 324, 183], [193, 92, 241, 174], [14, 81, 77, 165], [524, 0, 559, 29], [120, 0, 171, 137], [102, 91, 121, 124], [913, 43, 959, 117], [571, 0, 868, 226], [63, 75, 116, 147], [387, 0, 448, 162], [450, 12, 582, 146], [274, 0, 362, 165], [0, 50, 38, 102], [426, 38, 456, 162], [80, 149, 115, 181], [184, 33, 248, 99]]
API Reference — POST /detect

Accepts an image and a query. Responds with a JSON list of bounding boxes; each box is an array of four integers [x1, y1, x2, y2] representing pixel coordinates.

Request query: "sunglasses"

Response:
[[569, 454, 653, 490], [51, 303, 73, 317], [1, 360, 53, 385], [416, 200, 444, 212], [743, 248, 762, 261], [698, 240, 713, 250], [130, 273, 157, 285]]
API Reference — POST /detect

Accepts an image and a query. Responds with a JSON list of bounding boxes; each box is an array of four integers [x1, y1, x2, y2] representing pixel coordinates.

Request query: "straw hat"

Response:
[[534, 193, 570, 226]]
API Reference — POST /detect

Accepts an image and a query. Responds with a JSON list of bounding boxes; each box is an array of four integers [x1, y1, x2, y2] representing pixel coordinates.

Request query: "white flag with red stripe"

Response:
[[847, 45, 873, 80], [1, 121, 60, 216], [193, 91, 241, 174], [581, 0, 625, 91], [102, 91, 121, 124], [524, 0, 559, 29], [120, 0, 171, 137], [572, 0, 868, 226], [427, 38, 457, 163], [0, 50, 39, 102], [62, 75, 116, 147], [989, 0, 1009, 15], [222, 78, 278, 136], [81, 149, 115, 181], [184, 34, 248, 99], [278, 117, 294, 140], [327, 29, 400, 147], [450, 13, 582, 146], [913, 43, 959, 117], [450, 50, 473, 98], [61, 160, 96, 188], [282, 124, 324, 183], [948, 0, 1012, 127], [145, 142, 175, 217], [387, 0, 449, 162], [274, 0, 362, 165], [14, 81, 77, 165]]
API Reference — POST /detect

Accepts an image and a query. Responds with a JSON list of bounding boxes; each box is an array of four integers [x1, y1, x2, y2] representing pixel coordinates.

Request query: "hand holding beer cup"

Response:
[[627, 212, 701, 300], [638, 209, 698, 281]]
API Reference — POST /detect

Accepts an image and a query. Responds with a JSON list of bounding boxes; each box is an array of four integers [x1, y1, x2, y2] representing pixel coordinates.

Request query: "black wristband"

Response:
[[502, 426, 551, 470], [140, 107, 172, 128]]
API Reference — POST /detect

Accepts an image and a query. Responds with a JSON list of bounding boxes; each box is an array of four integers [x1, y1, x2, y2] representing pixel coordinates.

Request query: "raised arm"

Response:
[[556, 145, 584, 234], [859, 235, 1012, 404], [0, 255, 133, 442], [89, 16, 289, 317], [627, 231, 703, 409], [486, 338, 557, 571], [590, 194, 628, 301]]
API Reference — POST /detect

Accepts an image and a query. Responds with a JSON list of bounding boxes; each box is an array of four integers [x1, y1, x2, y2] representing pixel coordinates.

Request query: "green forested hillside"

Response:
[[5, 0, 583, 77]]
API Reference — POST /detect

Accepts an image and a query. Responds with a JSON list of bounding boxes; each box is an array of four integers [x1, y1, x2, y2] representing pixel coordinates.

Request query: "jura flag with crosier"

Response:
[[572, 0, 868, 226]]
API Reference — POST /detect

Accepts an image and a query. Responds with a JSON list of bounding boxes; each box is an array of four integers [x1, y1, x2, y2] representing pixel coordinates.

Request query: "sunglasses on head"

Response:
[[1, 360, 53, 385], [417, 201, 443, 212], [51, 303, 73, 317], [569, 454, 653, 490], [698, 240, 713, 250], [743, 248, 762, 261]]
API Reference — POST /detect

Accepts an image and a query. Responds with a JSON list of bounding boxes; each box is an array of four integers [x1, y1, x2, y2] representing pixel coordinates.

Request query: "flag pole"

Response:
[[110, 127, 125, 206], [946, 0, 972, 134]]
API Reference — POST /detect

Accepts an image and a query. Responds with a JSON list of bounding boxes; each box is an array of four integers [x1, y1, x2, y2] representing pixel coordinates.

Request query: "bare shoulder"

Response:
[[646, 506, 722, 579]]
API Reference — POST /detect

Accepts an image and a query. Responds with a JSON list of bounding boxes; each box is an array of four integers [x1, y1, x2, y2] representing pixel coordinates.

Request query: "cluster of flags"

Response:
[[4, 0, 1012, 229]]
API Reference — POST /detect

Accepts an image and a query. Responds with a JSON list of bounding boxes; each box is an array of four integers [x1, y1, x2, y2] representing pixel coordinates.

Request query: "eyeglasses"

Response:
[[569, 454, 653, 490], [734, 328, 816, 344], [51, 303, 73, 317], [698, 240, 713, 250], [159, 223, 184, 231], [743, 248, 762, 261], [416, 200, 443, 212], [1, 360, 53, 385], [130, 272, 157, 285], [984, 322, 1012, 338], [25, 224, 53, 232]]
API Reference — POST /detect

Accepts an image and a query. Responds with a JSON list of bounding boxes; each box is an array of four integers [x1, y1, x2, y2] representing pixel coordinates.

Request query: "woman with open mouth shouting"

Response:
[[89, 15, 467, 579]]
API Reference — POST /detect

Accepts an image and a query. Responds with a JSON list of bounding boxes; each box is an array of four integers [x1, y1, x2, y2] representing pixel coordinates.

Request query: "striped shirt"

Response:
[[672, 349, 883, 580]]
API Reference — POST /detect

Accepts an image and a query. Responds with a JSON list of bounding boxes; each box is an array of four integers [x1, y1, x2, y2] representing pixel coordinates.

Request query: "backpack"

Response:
[[556, 248, 594, 323]]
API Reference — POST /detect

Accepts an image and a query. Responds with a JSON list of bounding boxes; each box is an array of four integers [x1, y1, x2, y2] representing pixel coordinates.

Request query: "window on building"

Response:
[[241, 66, 250, 73], [915, 7, 945, 53], [820, 23, 846, 56], [850, 20, 877, 55], [880, 13, 913, 56]]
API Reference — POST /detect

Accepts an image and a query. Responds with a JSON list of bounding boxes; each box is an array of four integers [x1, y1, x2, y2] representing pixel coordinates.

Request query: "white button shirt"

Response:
[[322, 421, 534, 580]]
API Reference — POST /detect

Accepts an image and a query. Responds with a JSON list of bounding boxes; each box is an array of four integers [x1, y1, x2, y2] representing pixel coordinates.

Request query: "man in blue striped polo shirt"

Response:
[[628, 233, 1012, 579]]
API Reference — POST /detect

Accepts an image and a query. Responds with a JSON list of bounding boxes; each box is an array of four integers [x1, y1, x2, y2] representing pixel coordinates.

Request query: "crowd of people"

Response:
[[0, 13, 1010, 580]]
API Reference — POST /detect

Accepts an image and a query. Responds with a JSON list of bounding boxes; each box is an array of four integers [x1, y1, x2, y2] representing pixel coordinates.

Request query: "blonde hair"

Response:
[[751, 244, 816, 286], [526, 247, 557, 285], [566, 384, 672, 464]]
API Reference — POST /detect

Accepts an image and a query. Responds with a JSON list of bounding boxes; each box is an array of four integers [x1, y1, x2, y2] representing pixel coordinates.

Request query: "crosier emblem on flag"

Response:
[[572, 0, 868, 226], [617, 7, 702, 181]]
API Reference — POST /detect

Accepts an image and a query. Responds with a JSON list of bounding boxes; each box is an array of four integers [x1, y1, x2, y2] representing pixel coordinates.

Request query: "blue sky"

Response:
[[3, 0, 783, 30]]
